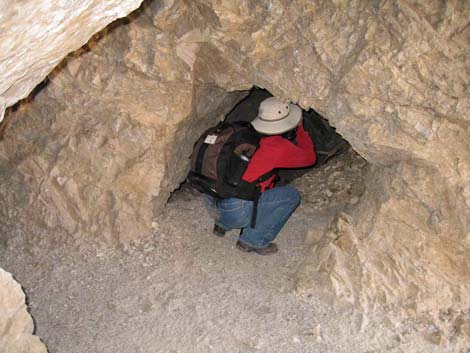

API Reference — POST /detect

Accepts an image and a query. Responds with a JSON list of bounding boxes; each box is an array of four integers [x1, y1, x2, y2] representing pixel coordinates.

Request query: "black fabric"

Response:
[[186, 171, 219, 198], [277, 110, 348, 184], [218, 123, 259, 188], [195, 142, 209, 174], [251, 191, 260, 228], [225, 88, 272, 123], [303, 109, 346, 161]]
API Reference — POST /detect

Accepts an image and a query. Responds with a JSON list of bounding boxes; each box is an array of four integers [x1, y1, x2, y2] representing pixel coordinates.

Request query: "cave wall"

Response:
[[0, 0, 144, 123], [1, 0, 469, 326], [0, 4, 246, 242]]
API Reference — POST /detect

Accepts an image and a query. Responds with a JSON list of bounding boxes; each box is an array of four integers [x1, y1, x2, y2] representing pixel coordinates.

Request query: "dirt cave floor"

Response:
[[0, 149, 461, 353]]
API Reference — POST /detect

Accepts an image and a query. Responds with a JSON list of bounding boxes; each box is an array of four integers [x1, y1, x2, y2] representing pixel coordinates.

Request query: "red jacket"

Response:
[[242, 123, 316, 191]]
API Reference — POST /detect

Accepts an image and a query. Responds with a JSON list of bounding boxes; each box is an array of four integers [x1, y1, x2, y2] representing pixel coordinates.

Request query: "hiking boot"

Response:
[[213, 224, 227, 237], [236, 241, 278, 255]]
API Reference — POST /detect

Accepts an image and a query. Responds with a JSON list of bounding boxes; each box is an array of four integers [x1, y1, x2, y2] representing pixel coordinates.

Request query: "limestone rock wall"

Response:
[[0, 268, 47, 353], [282, 0, 470, 327], [0, 0, 144, 123], [0, 5, 245, 242], [296, 164, 470, 338], [0, 0, 469, 325]]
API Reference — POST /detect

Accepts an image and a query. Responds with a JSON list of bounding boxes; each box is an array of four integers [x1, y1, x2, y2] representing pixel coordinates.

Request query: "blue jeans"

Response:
[[204, 186, 301, 249]]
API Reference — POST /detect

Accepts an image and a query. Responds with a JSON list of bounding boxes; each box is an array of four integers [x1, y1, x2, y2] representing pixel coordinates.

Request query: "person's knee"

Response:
[[283, 186, 301, 207], [292, 189, 301, 207]]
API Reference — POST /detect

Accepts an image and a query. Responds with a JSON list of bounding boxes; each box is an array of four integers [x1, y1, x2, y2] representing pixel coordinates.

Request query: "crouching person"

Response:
[[190, 97, 316, 255]]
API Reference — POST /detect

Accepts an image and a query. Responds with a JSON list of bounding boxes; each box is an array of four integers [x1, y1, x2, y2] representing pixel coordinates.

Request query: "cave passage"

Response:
[[225, 87, 350, 179], [3, 0, 468, 350], [170, 87, 368, 222]]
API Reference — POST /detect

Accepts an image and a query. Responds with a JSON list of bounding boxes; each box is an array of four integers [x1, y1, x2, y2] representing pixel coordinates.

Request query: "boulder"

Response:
[[0, 268, 47, 353]]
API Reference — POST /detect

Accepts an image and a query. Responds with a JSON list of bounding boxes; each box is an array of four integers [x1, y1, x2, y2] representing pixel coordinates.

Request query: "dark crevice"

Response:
[[168, 86, 353, 205], [225, 87, 350, 183]]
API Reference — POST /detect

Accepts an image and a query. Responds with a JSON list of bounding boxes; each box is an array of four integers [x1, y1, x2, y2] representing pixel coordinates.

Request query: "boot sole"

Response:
[[236, 241, 278, 255]]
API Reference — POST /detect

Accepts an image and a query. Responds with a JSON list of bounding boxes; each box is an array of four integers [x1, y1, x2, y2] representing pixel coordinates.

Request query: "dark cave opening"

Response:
[[224, 87, 349, 184], [169, 86, 366, 216]]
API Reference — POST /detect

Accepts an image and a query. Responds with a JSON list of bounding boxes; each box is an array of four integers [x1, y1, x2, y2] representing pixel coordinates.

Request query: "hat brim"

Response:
[[251, 104, 302, 135]]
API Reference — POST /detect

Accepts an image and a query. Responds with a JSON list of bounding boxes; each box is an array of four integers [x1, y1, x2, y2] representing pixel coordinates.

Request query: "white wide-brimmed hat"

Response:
[[251, 97, 302, 135]]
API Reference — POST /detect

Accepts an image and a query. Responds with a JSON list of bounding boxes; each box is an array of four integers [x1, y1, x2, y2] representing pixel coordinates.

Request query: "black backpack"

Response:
[[187, 121, 262, 200], [187, 121, 276, 227]]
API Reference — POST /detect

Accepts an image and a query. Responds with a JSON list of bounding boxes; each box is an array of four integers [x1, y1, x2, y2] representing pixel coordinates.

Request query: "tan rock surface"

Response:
[[0, 268, 47, 353], [0, 0, 144, 122], [0, 5, 246, 242], [0, 0, 469, 328]]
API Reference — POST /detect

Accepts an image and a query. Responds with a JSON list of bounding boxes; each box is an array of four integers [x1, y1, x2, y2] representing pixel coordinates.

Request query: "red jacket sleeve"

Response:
[[242, 124, 316, 183], [274, 123, 316, 168]]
